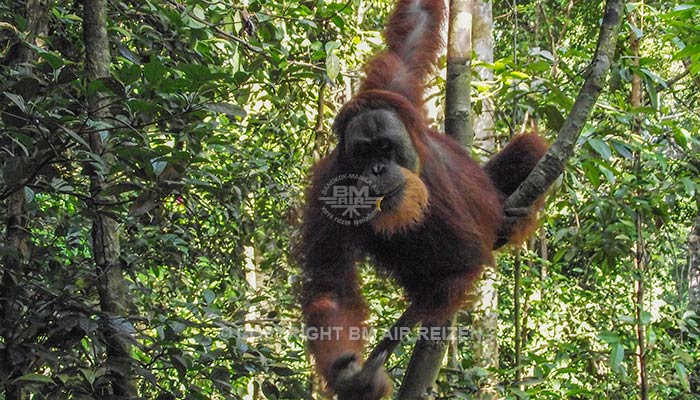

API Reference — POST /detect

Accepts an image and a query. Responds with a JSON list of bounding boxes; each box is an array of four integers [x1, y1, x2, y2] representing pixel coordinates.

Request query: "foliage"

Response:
[[0, 0, 698, 399]]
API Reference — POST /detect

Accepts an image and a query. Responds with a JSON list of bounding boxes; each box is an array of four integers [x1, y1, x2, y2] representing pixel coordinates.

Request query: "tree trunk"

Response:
[[470, 265, 499, 398], [1, 191, 30, 400], [628, 6, 648, 398], [313, 81, 328, 162], [398, 1, 474, 397], [0, 1, 50, 398], [633, 210, 648, 400], [470, 3, 499, 396], [688, 201, 700, 306], [513, 252, 522, 382], [397, 320, 454, 399], [83, 0, 137, 396], [472, 0, 495, 154], [444, 0, 473, 148]]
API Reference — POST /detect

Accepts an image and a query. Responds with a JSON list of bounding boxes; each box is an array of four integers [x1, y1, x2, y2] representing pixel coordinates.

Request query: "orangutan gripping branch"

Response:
[[297, 0, 547, 397]]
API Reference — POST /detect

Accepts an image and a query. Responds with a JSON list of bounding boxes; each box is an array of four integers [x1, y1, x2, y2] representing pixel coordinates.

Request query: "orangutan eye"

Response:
[[376, 138, 392, 152]]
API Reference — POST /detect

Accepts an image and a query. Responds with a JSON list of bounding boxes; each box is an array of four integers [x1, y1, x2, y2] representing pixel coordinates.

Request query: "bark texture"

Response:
[[472, 0, 495, 153], [444, 0, 474, 147], [0, 1, 50, 399], [689, 215, 700, 317], [83, 0, 137, 396], [469, 0, 499, 388], [397, 320, 453, 400]]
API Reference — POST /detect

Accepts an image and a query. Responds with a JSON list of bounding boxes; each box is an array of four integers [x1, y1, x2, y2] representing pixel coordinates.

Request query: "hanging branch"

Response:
[[500, 0, 624, 214]]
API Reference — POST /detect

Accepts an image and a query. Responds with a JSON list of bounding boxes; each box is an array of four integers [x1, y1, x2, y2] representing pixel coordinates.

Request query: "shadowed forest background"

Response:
[[0, 0, 699, 399]]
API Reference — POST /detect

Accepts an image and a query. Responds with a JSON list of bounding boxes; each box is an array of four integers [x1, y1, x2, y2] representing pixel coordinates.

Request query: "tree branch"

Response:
[[366, 307, 420, 364], [501, 0, 624, 213]]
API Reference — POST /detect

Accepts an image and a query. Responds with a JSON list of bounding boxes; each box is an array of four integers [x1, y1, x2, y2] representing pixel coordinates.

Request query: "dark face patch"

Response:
[[343, 109, 419, 202]]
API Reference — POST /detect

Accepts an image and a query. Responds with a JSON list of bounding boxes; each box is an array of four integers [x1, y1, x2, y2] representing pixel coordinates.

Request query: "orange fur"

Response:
[[304, 296, 338, 317], [303, 294, 366, 384], [371, 168, 429, 236], [505, 197, 545, 247]]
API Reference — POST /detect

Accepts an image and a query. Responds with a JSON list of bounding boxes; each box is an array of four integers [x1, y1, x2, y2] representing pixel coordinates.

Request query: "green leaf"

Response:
[[37, 50, 64, 69], [611, 140, 634, 159], [675, 349, 694, 364], [331, 14, 345, 29], [270, 364, 297, 376], [203, 289, 216, 304], [57, 67, 79, 84], [588, 138, 612, 160], [675, 362, 690, 391], [541, 104, 565, 132], [177, 63, 212, 81], [326, 53, 340, 82], [629, 24, 643, 40], [647, 328, 657, 346], [16, 373, 54, 383], [681, 177, 696, 197], [120, 64, 141, 85], [87, 77, 124, 97], [324, 41, 340, 53], [192, 5, 206, 20], [511, 387, 528, 398], [610, 343, 624, 372], [117, 43, 142, 65], [101, 183, 140, 196], [24, 187, 34, 203], [170, 354, 187, 378], [599, 330, 619, 344], [205, 103, 247, 118], [582, 160, 600, 187], [674, 129, 689, 148], [673, 4, 699, 12], [262, 380, 280, 399], [102, 77, 126, 97], [152, 160, 168, 177], [506, 71, 530, 80], [144, 59, 165, 84], [673, 44, 700, 61], [4, 92, 27, 113], [60, 126, 91, 150]]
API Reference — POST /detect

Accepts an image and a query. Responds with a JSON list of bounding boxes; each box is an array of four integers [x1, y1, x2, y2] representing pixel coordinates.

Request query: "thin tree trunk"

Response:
[[470, 266, 498, 398], [397, 319, 454, 399], [444, 0, 473, 147], [628, 6, 648, 398], [634, 210, 648, 400], [513, 252, 522, 383], [398, 1, 474, 397], [539, 226, 548, 280], [690, 213, 700, 315], [83, 0, 137, 396], [0, 1, 50, 398], [470, 3, 499, 397], [313, 81, 327, 163], [1, 191, 29, 400], [472, 0, 495, 154], [244, 242, 261, 400]]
